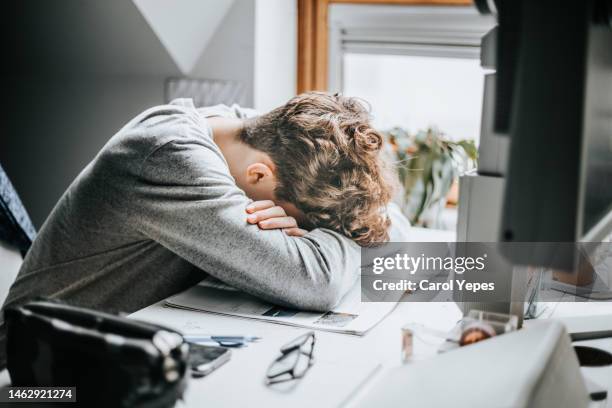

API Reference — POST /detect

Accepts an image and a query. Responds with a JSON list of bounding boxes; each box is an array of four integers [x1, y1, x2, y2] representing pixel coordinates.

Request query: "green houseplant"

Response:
[[385, 127, 478, 227]]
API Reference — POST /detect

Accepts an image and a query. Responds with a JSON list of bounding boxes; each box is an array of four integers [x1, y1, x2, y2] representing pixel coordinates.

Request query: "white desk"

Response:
[[130, 299, 612, 408], [131, 301, 463, 407], [1, 299, 609, 407]]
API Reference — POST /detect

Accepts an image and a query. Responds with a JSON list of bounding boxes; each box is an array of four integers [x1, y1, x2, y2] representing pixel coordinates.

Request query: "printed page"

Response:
[[165, 279, 397, 335]]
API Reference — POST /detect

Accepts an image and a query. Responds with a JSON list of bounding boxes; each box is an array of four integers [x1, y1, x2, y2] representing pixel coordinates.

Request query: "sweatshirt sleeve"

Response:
[[127, 136, 361, 312]]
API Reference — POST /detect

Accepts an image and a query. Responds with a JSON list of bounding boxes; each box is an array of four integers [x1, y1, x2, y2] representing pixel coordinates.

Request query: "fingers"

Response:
[[245, 200, 307, 237], [246, 200, 276, 214], [283, 227, 308, 237], [246, 205, 286, 224], [257, 216, 297, 230]]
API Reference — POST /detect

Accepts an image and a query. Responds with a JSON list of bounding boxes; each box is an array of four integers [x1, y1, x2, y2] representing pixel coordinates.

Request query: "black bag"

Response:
[[5, 300, 189, 408]]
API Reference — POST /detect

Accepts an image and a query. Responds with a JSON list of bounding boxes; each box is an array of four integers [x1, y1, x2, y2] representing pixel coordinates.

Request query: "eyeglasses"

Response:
[[265, 331, 316, 385]]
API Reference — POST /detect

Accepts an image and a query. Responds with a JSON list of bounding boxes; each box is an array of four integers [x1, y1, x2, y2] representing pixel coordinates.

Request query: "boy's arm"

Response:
[[126, 139, 360, 311]]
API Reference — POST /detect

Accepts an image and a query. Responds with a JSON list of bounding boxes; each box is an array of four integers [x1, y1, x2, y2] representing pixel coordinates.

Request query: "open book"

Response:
[[164, 277, 398, 335]]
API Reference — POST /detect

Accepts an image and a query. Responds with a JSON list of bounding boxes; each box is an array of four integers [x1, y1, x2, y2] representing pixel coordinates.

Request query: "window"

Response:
[[296, 0, 476, 93], [327, 4, 495, 229], [343, 53, 485, 142], [329, 4, 495, 142]]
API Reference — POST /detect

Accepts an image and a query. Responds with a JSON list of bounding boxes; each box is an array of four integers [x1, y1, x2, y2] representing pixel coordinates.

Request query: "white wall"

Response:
[[253, 0, 297, 112], [192, 0, 298, 110], [133, 0, 235, 75], [192, 0, 257, 106]]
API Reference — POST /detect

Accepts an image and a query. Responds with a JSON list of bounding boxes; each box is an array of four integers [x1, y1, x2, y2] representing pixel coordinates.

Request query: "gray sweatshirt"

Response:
[[2, 99, 408, 322]]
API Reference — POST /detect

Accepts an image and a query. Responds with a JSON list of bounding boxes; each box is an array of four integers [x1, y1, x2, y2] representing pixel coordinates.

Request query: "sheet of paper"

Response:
[[165, 278, 398, 335], [179, 359, 381, 408]]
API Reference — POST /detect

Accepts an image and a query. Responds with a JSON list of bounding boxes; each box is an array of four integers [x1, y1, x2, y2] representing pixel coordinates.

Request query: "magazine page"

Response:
[[164, 278, 397, 335]]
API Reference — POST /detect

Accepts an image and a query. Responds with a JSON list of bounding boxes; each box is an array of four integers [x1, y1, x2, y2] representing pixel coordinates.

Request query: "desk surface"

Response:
[[131, 300, 463, 407], [131, 300, 612, 408], [1, 299, 609, 407]]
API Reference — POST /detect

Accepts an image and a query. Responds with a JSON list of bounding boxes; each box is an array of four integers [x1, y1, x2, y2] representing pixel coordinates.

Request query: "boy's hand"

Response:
[[246, 200, 308, 237]]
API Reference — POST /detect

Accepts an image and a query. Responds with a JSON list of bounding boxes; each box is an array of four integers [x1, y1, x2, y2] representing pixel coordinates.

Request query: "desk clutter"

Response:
[[4, 300, 334, 407], [7, 298, 611, 408], [396, 310, 612, 407], [401, 309, 518, 362]]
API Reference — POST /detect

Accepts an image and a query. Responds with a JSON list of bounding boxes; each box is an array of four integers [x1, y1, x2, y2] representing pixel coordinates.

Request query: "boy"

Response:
[[1, 92, 403, 346]]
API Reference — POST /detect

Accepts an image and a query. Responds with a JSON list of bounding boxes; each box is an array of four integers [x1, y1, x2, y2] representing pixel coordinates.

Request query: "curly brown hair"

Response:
[[240, 92, 397, 246]]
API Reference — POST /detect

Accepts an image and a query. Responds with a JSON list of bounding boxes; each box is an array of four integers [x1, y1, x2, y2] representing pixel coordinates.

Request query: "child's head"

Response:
[[240, 92, 397, 246]]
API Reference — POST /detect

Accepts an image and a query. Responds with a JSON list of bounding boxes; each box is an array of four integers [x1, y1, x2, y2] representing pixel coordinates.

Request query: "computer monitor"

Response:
[[476, 0, 612, 269], [453, 0, 612, 323]]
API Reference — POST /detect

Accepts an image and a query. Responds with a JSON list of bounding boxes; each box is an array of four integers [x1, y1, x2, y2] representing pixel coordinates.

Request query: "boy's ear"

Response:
[[245, 163, 274, 185]]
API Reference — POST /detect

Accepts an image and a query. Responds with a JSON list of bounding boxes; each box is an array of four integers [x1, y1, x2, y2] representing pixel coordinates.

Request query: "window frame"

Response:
[[297, 0, 475, 93], [328, 4, 495, 92]]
